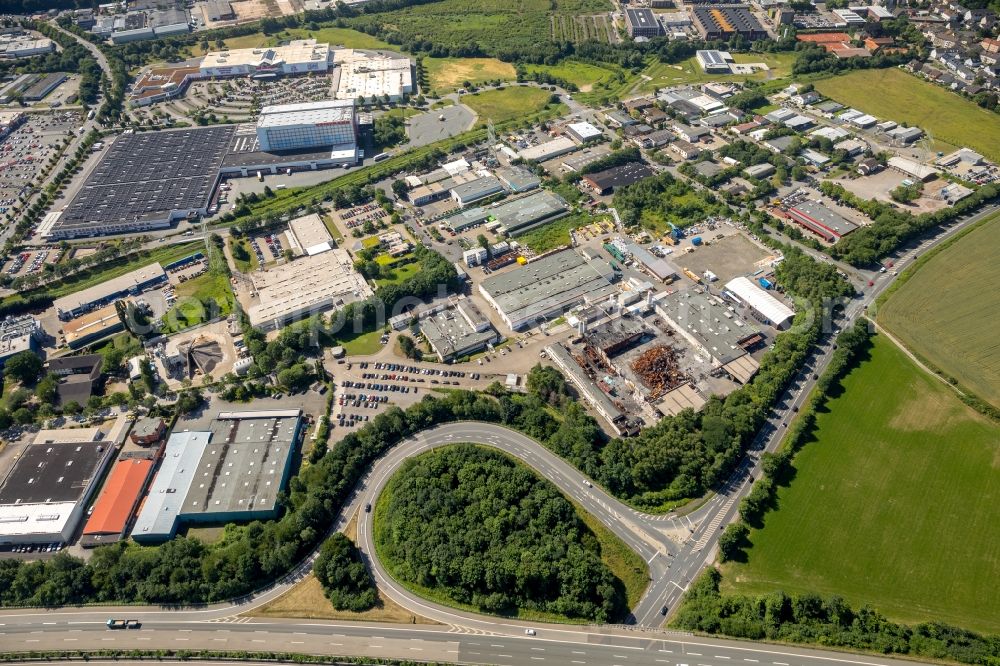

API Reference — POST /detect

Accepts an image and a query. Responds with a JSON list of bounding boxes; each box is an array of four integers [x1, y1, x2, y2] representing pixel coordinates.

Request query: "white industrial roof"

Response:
[[725, 276, 795, 328], [517, 136, 577, 162], [567, 121, 603, 140], [257, 99, 354, 128], [0, 502, 76, 538], [287, 213, 333, 256], [202, 40, 330, 70]]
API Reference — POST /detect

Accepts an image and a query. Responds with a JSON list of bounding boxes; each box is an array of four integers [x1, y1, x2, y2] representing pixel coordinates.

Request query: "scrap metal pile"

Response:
[[630, 345, 688, 398]]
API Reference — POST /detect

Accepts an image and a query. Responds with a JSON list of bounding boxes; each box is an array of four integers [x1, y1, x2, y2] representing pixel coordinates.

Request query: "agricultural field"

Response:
[[461, 86, 559, 124], [523, 60, 622, 92], [549, 13, 614, 43], [814, 68, 1000, 162], [878, 214, 1000, 407], [347, 0, 610, 60], [637, 52, 798, 92], [424, 57, 516, 94], [723, 336, 1000, 634]]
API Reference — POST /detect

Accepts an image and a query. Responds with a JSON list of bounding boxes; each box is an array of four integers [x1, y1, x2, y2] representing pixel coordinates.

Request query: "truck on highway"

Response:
[[106, 619, 141, 629]]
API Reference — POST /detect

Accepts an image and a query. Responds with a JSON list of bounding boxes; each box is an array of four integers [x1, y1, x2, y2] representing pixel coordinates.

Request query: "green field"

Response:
[[523, 60, 621, 91], [637, 52, 798, 92], [815, 68, 1000, 162], [461, 86, 557, 124], [878, 214, 1000, 407], [282, 27, 395, 50], [346, 0, 610, 60], [161, 269, 235, 334], [515, 213, 590, 253], [723, 336, 1000, 634], [424, 57, 516, 94]]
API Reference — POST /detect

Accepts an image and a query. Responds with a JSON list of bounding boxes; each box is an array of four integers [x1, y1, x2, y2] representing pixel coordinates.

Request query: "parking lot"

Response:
[[333, 202, 390, 237], [0, 111, 81, 221], [146, 75, 336, 124], [1, 245, 62, 277], [332, 361, 484, 430]]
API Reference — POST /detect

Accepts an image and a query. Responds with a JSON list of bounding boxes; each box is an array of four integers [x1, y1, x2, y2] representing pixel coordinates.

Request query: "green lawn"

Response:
[[282, 27, 395, 50], [637, 52, 798, 92], [878, 213, 1000, 408], [461, 86, 558, 124], [230, 238, 258, 273], [515, 213, 587, 253], [160, 269, 235, 334], [814, 68, 1000, 162], [375, 255, 421, 286], [723, 336, 1000, 634], [523, 60, 621, 91], [424, 57, 517, 95], [333, 328, 385, 356]]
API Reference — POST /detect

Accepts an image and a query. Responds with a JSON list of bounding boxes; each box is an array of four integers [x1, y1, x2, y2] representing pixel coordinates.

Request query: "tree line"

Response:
[[376, 445, 627, 622], [673, 569, 1000, 665]]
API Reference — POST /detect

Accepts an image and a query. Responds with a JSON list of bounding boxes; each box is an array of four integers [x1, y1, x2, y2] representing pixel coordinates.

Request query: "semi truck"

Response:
[[106, 619, 141, 629]]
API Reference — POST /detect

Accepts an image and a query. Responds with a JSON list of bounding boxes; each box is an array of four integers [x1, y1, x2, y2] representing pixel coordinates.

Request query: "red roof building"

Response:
[[81, 457, 154, 545]]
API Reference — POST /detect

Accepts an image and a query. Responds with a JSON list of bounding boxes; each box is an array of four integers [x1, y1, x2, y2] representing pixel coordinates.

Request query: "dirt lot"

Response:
[[679, 232, 775, 284], [832, 170, 949, 214]]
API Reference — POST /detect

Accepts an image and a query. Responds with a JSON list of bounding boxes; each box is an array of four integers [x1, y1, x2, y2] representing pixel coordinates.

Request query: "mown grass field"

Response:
[[878, 213, 1000, 408], [723, 336, 1000, 634], [424, 57, 516, 94], [282, 27, 394, 50], [523, 60, 621, 92], [814, 68, 1000, 162], [461, 86, 558, 124], [637, 52, 798, 92]]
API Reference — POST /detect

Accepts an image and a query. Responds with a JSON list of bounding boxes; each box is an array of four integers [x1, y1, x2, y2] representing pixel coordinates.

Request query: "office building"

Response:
[[625, 8, 664, 37], [0, 315, 41, 366], [247, 250, 372, 331]]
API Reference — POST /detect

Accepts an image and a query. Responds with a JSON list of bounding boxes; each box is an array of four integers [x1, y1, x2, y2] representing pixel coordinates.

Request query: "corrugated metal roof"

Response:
[[83, 458, 153, 536]]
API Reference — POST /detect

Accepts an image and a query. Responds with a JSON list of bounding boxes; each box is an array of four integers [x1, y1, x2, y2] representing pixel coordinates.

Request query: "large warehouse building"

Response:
[[200, 40, 333, 78], [132, 410, 303, 543], [255, 99, 357, 154], [724, 276, 795, 330], [52, 262, 166, 320], [0, 432, 115, 545], [479, 248, 617, 330], [247, 249, 373, 330], [40, 127, 234, 240], [654, 288, 761, 367], [80, 455, 156, 547], [692, 6, 768, 41], [333, 49, 414, 102]]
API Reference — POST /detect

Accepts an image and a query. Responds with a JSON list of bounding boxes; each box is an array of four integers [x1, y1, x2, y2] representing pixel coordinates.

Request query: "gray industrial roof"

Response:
[[492, 190, 569, 235], [451, 175, 505, 204], [626, 243, 680, 282], [789, 200, 857, 236], [546, 343, 624, 423], [585, 316, 646, 352], [131, 431, 210, 540], [0, 440, 106, 505], [181, 411, 301, 518], [495, 166, 541, 192], [420, 305, 497, 361], [55, 126, 234, 235], [481, 249, 616, 327], [655, 288, 759, 365]]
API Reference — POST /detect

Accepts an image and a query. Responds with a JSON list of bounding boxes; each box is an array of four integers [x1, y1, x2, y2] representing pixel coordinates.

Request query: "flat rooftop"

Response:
[[480, 249, 616, 327], [789, 200, 857, 236], [222, 124, 356, 169], [248, 249, 373, 328], [0, 440, 107, 505], [420, 305, 497, 360], [180, 410, 301, 518], [202, 40, 330, 70], [655, 288, 760, 365], [491, 190, 569, 235], [53, 262, 165, 315], [287, 213, 334, 255], [257, 99, 354, 128], [54, 126, 234, 235]]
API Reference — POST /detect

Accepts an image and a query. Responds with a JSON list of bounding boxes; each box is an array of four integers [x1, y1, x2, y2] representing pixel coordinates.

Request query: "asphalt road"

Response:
[[0, 205, 993, 663]]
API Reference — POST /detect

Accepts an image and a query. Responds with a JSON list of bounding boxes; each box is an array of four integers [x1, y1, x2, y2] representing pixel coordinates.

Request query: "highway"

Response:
[[0, 204, 993, 663]]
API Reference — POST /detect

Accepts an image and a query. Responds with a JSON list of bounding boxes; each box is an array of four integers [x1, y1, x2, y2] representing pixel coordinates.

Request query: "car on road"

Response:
[[583, 480, 592, 488], [365, 504, 372, 513], [660, 605, 669, 615], [524, 629, 537, 636]]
